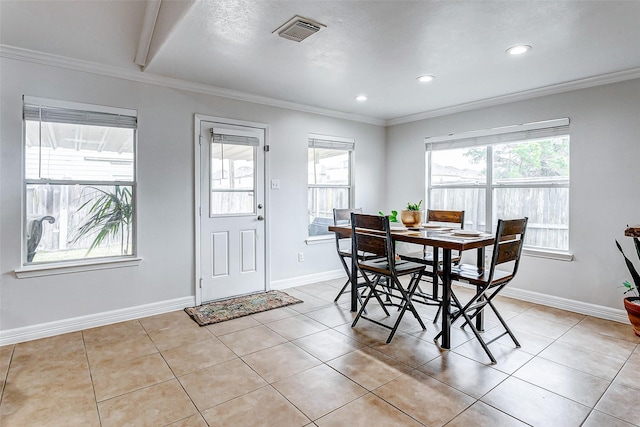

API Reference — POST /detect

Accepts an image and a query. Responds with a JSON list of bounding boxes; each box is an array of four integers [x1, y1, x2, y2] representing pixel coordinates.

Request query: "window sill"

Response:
[[523, 248, 573, 262], [15, 257, 143, 278], [305, 236, 333, 245]]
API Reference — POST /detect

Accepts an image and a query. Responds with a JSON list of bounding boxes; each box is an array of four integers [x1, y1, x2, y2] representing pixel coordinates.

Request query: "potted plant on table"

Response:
[[378, 210, 399, 223], [616, 228, 640, 336], [400, 200, 423, 228]]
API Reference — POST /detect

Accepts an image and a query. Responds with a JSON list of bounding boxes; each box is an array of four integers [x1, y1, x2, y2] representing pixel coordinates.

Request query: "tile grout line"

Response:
[[81, 328, 104, 427], [3, 279, 639, 426], [0, 344, 15, 409]]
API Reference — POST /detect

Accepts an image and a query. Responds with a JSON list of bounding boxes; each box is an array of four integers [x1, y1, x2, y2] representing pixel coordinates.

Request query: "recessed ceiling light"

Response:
[[355, 95, 367, 102], [416, 75, 435, 83], [506, 45, 532, 55]]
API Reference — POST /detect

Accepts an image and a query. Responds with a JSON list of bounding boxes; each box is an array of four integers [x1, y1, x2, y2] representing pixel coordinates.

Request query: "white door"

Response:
[[200, 121, 266, 302]]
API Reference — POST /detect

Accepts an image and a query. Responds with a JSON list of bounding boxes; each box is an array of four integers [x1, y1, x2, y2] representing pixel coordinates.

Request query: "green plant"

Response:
[[405, 200, 422, 211], [616, 235, 640, 298], [378, 210, 398, 222], [71, 185, 133, 255]]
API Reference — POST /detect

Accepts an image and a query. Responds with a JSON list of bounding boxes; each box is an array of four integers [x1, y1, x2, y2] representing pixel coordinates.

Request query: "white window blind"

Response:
[[308, 138, 354, 151], [425, 118, 569, 151], [23, 104, 137, 129], [211, 132, 259, 146]]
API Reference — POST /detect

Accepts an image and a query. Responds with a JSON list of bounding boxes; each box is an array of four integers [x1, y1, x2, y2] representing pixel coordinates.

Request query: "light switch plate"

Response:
[[271, 179, 280, 189]]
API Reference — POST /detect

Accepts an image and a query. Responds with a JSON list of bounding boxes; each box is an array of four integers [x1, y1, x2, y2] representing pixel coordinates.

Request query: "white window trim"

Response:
[[15, 257, 143, 278], [425, 118, 573, 259], [523, 248, 573, 261], [305, 235, 334, 245]]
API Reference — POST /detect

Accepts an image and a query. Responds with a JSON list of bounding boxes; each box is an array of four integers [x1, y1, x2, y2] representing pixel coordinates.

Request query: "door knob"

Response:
[[257, 215, 264, 221]]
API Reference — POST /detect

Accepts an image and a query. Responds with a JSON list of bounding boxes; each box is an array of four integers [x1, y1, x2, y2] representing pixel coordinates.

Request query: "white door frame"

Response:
[[194, 114, 270, 305]]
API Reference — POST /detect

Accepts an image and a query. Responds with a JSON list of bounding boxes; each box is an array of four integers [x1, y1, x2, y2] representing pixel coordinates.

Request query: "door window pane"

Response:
[[210, 191, 254, 215], [210, 142, 255, 214]]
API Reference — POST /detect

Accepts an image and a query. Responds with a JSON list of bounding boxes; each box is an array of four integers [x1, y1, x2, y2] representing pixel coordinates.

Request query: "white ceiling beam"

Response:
[[144, 0, 196, 70], [134, 0, 162, 68]]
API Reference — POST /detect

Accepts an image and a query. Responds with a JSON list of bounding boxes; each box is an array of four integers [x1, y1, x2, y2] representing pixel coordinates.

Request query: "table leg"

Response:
[[476, 247, 485, 331], [350, 233, 358, 312], [441, 249, 452, 349]]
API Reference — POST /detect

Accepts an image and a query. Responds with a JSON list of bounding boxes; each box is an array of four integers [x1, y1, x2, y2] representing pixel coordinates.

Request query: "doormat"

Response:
[[184, 290, 303, 326]]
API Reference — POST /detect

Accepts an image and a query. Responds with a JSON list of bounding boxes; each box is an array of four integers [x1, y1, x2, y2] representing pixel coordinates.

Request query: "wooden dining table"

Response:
[[328, 224, 495, 349]]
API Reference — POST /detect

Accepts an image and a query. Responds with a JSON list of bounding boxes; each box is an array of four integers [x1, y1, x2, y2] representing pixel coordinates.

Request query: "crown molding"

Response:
[[0, 44, 386, 126], [3, 45, 638, 129], [387, 67, 640, 126]]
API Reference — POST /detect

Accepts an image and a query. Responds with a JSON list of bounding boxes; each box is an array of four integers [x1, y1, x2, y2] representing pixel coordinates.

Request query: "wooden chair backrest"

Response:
[[333, 208, 361, 240], [334, 208, 360, 223], [351, 213, 391, 259], [427, 209, 465, 229], [490, 218, 528, 275]]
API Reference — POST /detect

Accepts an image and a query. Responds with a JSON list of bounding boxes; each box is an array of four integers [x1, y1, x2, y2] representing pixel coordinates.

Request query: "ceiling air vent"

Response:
[[273, 15, 325, 42]]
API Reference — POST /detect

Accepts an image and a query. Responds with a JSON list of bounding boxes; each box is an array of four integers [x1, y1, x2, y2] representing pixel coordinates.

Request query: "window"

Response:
[[307, 135, 354, 237], [210, 132, 258, 215], [426, 119, 570, 251], [23, 97, 137, 265]]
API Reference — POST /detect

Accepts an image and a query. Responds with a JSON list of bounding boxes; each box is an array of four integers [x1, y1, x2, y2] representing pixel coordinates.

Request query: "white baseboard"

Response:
[[0, 296, 195, 346], [1, 278, 629, 346], [500, 286, 629, 324], [271, 271, 630, 324], [270, 269, 345, 290]]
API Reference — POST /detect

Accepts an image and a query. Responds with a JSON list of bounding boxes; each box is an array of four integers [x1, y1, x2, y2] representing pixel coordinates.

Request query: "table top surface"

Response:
[[328, 224, 495, 250], [625, 226, 640, 238]]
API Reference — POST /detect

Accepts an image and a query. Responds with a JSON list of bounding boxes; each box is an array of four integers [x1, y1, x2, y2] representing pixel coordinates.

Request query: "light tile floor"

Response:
[[1, 278, 639, 426]]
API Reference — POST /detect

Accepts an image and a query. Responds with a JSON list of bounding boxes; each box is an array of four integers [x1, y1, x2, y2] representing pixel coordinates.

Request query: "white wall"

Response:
[[2, 55, 637, 341], [386, 79, 640, 312], [0, 57, 386, 334]]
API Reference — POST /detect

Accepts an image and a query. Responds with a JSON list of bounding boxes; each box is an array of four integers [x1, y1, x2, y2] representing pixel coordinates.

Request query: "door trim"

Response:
[[194, 114, 270, 305]]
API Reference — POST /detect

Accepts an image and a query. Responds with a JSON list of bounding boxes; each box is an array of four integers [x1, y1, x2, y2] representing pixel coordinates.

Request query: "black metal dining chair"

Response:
[[399, 209, 465, 321], [332, 208, 370, 307], [435, 217, 528, 364], [350, 213, 427, 343]]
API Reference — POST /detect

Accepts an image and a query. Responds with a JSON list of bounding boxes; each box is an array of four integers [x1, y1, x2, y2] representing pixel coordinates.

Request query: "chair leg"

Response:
[[463, 311, 497, 364], [368, 275, 390, 315], [435, 287, 501, 364], [434, 289, 476, 341], [405, 275, 427, 330], [433, 304, 443, 324], [449, 291, 498, 363], [333, 278, 350, 302], [487, 299, 521, 348], [384, 274, 426, 344], [352, 274, 390, 329], [351, 279, 376, 328], [333, 262, 370, 314]]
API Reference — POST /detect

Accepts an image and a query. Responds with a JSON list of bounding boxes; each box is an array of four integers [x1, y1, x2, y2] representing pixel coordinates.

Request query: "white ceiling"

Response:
[[2, 0, 640, 124]]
